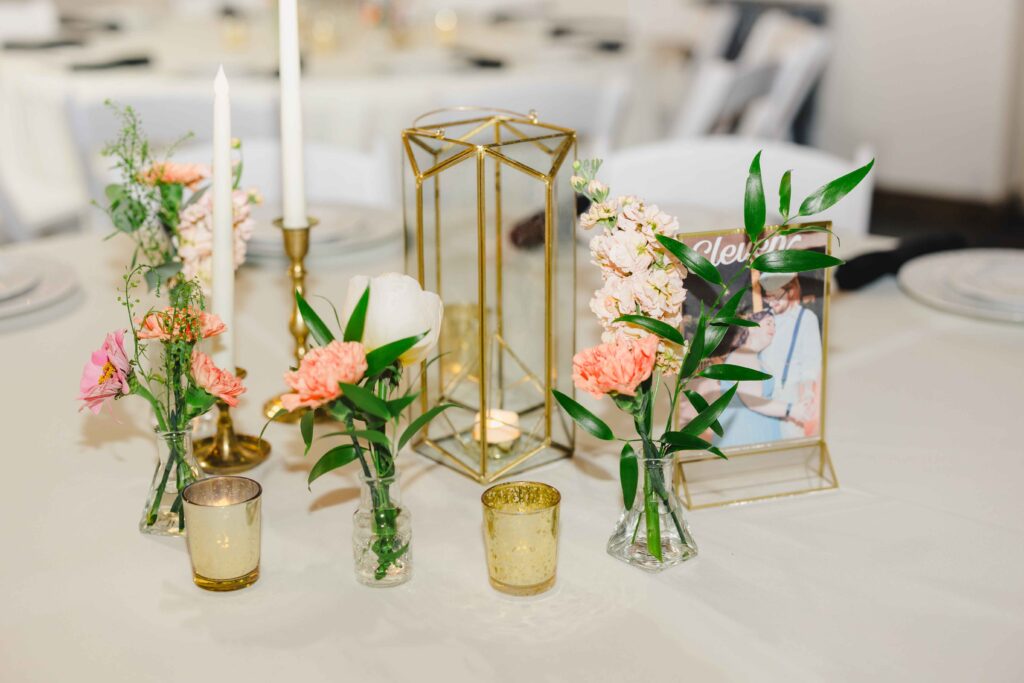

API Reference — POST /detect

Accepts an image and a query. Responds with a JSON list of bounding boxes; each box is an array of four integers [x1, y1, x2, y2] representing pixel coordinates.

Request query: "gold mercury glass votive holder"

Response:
[[182, 476, 262, 592], [481, 481, 561, 596]]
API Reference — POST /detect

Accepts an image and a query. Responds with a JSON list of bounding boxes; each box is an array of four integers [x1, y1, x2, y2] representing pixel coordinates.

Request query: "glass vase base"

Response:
[[489, 574, 555, 596], [606, 536, 698, 572], [193, 566, 260, 592], [355, 565, 412, 588], [139, 510, 186, 537]]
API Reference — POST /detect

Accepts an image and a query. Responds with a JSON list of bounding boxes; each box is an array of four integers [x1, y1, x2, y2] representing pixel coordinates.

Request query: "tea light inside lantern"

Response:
[[472, 409, 521, 446]]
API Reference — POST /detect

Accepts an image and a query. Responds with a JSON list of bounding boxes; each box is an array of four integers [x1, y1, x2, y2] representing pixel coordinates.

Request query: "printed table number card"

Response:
[[675, 226, 837, 508]]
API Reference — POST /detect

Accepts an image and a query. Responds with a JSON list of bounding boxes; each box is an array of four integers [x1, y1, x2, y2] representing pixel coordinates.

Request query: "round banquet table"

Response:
[[1, 229, 1023, 682]]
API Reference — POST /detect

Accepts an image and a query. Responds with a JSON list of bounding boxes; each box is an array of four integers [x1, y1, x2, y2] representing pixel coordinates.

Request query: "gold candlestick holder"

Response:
[[264, 217, 325, 423], [195, 368, 271, 474]]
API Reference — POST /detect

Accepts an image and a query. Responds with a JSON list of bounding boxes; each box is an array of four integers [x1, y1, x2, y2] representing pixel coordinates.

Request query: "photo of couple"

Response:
[[678, 230, 828, 450]]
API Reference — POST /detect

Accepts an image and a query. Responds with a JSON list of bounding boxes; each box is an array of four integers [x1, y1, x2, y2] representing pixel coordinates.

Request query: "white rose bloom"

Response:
[[340, 273, 443, 366]]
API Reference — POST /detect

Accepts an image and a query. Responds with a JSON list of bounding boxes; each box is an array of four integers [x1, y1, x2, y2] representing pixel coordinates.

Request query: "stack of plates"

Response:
[[246, 203, 403, 263], [0, 257, 79, 325], [898, 248, 1024, 323]]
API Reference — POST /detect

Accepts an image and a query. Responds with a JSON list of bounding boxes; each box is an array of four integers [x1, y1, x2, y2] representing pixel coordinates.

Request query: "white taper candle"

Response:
[[278, 0, 307, 229], [211, 65, 235, 371]]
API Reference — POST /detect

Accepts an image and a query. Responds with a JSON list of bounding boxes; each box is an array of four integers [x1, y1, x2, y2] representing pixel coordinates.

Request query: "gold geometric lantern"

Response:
[[401, 108, 577, 483]]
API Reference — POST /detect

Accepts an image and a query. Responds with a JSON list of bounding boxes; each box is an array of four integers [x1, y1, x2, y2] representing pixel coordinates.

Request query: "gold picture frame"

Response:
[[674, 224, 839, 509]]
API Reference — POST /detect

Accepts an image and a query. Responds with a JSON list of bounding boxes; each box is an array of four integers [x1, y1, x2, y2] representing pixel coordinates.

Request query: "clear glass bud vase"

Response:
[[607, 454, 698, 571], [353, 471, 412, 587], [140, 428, 203, 536]]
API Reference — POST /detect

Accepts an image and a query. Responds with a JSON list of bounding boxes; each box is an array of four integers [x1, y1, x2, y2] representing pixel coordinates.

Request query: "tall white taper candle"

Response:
[[211, 65, 235, 371], [278, 0, 307, 229]]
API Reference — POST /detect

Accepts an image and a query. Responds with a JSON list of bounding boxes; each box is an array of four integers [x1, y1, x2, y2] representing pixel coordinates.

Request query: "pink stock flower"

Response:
[[280, 341, 369, 411], [138, 162, 210, 190], [177, 188, 259, 290], [78, 330, 132, 413], [137, 308, 226, 342], [572, 334, 659, 399], [191, 350, 245, 407]]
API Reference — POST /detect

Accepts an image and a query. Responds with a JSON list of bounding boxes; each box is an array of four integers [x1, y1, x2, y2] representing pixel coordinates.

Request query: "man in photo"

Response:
[[757, 272, 822, 439]]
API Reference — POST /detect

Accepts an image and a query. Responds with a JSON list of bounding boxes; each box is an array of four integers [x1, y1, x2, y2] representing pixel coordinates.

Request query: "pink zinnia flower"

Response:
[[137, 308, 226, 342], [280, 341, 368, 411], [190, 350, 245, 407], [78, 330, 132, 413], [138, 162, 210, 190], [572, 334, 659, 399]]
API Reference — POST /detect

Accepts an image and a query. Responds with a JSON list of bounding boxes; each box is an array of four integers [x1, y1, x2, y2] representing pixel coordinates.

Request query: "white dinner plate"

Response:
[[0, 258, 79, 320], [898, 248, 1024, 324], [948, 252, 1024, 310], [0, 258, 41, 302]]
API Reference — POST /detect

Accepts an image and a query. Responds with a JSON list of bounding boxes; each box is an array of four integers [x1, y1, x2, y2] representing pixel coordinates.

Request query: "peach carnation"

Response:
[[139, 162, 210, 190], [572, 334, 659, 399], [280, 341, 368, 411], [137, 307, 226, 342], [191, 350, 245, 407]]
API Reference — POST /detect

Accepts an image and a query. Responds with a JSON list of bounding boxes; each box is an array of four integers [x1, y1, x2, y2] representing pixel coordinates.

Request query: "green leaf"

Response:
[[683, 390, 723, 437], [308, 445, 357, 486], [182, 184, 208, 209], [184, 385, 217, 416], [612, 314, 685, 346], [710, 316, 759, 328], [365, 333, 427, 376], [744, 151, 766, 242], [111, 197, 145, 233], [709, 446, 727, 460], [620, 443, 639, 511], [552, 390, 615, 441], [779, 169, 792, 220], [338, 382, 391, 420], [700, 364, 771, 381], [680, 309, 705, 378], [655, 235, 724, 286], [662, 431, 714, 452], [398, 403, 456, 451], [343, 286, 369, 342], [751, 249, 844, 273], [296, 292, 335, 346], [326, 428, 391, 449], [104, 184, 125, 204], [386, 392, 419, 417], [798, 158, 874, 217], [143, 261, 182, 291], [681, 383, 738, 437], [704, 287, 748, 357], [326, 401, 351, 423], [645, 490, 662, 561], [300, 409, 315, 455]]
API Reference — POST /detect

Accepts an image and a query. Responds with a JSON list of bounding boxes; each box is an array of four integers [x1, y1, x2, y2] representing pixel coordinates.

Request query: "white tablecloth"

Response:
[[2, 230, 1023, 682]]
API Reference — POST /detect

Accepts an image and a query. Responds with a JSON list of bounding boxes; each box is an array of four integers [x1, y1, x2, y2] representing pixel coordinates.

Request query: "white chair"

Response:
[[735, 11, 831, 140], [600, 137, 875, 236], [0, 57, 84, 240], [627, 1, 739, 60], [173, 137, 395, 209], [0, 0, 58, 42], [670, 60, 776, 138]]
